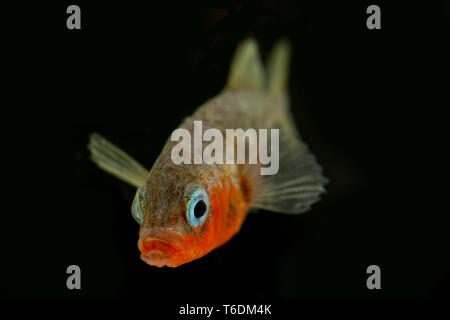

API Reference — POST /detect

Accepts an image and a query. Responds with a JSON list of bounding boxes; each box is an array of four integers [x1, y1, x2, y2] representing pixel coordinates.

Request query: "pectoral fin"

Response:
[[251, 116, 328, 214], [250, 39, 328, 214], [87, 133, 148, 188]]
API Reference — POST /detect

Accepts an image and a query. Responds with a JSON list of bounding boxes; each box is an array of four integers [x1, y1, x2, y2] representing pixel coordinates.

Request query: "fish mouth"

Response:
[[138, 228, 183, 268]]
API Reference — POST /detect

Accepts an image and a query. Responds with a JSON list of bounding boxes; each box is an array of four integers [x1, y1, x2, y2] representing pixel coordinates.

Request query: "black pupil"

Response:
[[194, 200, 207, 219]]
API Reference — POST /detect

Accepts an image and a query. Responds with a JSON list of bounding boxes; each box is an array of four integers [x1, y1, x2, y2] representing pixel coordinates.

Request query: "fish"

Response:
[[87, 38, 328, 268]]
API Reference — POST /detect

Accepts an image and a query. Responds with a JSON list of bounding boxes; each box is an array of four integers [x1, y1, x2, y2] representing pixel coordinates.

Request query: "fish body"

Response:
[[138, 91, 275, 267], [88, 39, 328, 267]]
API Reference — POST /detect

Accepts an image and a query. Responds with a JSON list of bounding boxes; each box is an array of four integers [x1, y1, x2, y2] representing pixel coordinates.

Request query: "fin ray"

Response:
[[251, 98, 328, 213], [267, 39, 291, 94], [225, 38, 265, 91], [88, 133, 148, 188]]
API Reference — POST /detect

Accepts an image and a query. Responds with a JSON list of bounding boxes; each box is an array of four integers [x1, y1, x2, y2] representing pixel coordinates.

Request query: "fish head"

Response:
[[133, 165, 220, 268]]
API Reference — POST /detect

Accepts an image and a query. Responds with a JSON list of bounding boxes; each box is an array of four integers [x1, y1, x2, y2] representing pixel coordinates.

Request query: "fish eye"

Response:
[[186, 186, 209, 228], [131, 189, 143, 225]]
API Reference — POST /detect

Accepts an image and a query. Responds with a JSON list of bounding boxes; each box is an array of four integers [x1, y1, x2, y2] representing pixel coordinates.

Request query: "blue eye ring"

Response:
[[131, 188, 144, 225], [185, 185, 210, 229]]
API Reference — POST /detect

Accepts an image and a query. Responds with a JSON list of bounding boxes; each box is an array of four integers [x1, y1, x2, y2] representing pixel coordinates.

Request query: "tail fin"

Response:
[[225, 38, 266, 91], [225, 37, 292, 94], [266, 39, 291, 94], [87, 133, 148, 188]]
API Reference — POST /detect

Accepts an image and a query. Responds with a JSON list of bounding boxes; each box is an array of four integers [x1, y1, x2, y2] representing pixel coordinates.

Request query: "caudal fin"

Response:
[[225, 37, 292, 95], [266, 39, 291, 94], [225, 38, 266, 91]]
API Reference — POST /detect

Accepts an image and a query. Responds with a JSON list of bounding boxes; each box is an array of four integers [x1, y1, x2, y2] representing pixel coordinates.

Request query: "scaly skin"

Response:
[[137, 90, 284, 267]]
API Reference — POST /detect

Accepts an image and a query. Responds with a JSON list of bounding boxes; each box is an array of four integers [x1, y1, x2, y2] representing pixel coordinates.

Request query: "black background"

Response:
[[1, 0, 449, 309]]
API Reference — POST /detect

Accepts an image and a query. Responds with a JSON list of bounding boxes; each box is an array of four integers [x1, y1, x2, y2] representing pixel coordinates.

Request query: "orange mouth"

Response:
[[138, 229, 183, 268]]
